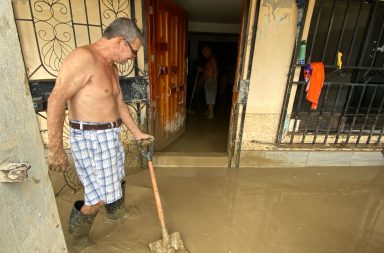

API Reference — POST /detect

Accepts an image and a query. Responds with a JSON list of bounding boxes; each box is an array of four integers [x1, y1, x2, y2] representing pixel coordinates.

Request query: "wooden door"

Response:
[[147, 0, 187, 150]]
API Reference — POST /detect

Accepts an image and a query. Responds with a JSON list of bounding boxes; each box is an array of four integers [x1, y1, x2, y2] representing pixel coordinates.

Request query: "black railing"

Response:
[[12, 0, 147, 104], [277, 0, 384, 149], [14, 0, 140, 78], [12, 0, 149, 121]]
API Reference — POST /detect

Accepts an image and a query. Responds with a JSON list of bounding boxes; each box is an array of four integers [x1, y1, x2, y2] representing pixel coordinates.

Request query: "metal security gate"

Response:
[[12, 0, 150, 147], [277, 0, 384, 149]]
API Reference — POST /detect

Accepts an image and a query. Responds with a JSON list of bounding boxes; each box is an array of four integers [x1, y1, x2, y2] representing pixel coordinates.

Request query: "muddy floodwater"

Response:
[[52, 166, 384, 253]]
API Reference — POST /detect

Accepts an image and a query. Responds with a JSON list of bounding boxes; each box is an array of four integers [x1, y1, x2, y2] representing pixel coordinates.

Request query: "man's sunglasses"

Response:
[[123, 38, 138, 57]]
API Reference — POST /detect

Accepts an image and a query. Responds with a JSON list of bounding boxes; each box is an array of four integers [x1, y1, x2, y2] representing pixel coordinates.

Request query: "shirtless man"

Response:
[[202, 45, 218, 118], [47, 18, 153, 248]]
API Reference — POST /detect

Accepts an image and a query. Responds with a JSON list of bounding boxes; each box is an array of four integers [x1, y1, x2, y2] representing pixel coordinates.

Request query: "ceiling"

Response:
[[171, 0, 243, 24]]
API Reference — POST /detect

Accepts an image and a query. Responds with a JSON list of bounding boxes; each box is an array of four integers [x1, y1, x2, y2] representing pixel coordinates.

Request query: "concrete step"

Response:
[[153, 152, 228, 167]]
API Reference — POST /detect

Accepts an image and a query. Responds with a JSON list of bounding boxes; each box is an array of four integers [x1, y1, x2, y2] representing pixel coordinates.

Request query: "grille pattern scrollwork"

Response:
[[15, 0, 140, 79], [32, 0, 74, 76], [102, 0, 130, 23]]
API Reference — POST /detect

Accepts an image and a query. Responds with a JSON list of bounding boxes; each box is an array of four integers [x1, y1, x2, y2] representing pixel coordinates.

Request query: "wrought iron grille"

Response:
[[12, 0, 148, 107], [277, 0, 384, 149], [12, 0, 150, 142]]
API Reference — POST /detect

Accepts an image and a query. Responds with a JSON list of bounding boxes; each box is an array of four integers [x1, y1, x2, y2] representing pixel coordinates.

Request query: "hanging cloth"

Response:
[[304, 62, 325, 110]]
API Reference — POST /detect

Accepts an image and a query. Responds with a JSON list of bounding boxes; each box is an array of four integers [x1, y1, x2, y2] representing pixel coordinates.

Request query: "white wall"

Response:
[[242, 0, 298, 150]]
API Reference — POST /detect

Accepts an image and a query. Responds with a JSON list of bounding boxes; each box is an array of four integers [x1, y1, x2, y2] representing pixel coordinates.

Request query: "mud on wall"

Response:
[[0, 1, 66, 252]]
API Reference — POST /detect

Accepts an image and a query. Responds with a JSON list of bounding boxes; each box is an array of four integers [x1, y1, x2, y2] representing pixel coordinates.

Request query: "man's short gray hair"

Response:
[[103, 18, 143, 43]]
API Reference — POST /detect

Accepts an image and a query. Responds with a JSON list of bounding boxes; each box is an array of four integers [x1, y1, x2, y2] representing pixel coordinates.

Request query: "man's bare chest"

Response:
[[88, 66, 119, 96]]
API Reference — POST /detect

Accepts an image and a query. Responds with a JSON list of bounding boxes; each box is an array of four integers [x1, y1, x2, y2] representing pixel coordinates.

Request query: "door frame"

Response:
[[145, 0, 257, 162], [228, 0, 260, 167]]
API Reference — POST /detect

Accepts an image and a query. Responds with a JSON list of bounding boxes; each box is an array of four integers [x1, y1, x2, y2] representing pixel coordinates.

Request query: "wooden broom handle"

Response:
[[148, 160, 169, 241]]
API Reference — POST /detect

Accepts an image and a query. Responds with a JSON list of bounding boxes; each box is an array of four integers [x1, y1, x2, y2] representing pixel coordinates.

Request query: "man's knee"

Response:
[[80, 201, 104, 215]]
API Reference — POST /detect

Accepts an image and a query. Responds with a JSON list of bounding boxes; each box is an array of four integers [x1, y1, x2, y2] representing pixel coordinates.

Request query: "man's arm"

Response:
[[47, 48, 92, 172]]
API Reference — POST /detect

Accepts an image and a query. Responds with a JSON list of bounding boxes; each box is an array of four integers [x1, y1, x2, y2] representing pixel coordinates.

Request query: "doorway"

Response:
[[148, 0, 242, 154], [163, 36, 239, 152]]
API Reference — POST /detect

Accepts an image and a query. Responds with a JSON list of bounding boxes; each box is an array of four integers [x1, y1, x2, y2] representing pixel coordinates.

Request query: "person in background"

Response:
[[201, 44, 218, 118]]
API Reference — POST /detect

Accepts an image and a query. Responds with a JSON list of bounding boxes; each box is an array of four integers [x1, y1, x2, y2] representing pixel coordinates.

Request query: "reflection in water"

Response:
[[52, 166, 384, 253]]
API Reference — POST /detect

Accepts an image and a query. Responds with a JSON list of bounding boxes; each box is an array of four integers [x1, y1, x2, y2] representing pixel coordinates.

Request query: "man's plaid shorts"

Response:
[[70, 122, 125, 206]]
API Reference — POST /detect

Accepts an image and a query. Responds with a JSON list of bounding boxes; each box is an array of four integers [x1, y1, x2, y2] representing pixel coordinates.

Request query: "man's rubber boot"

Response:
[[104, 181, 139, 222], [68, 200, 97, 251]]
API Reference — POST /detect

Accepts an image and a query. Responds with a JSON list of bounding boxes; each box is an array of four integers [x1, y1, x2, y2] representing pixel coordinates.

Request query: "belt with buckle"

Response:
[[69, 119, 122, 130]]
